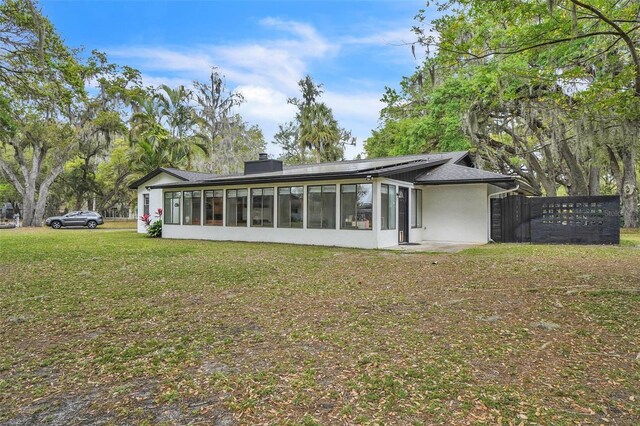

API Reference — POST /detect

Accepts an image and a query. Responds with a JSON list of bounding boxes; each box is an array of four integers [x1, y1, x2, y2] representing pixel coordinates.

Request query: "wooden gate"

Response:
[[490, 195, 531, 243], [491, 195, 620, 244]]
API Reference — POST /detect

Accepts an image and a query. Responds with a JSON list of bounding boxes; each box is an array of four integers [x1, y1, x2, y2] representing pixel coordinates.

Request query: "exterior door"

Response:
[[398, 187, 409, 243]]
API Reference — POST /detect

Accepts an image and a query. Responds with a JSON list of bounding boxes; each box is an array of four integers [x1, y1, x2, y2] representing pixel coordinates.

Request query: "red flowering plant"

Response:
[[139, 207, 163, 237], [139, 213, 151, 226], [145, 207, 163, 238]]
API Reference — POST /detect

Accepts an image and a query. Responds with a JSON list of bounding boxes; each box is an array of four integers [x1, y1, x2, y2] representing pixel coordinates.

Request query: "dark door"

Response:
[[398, 187, 409, 243]]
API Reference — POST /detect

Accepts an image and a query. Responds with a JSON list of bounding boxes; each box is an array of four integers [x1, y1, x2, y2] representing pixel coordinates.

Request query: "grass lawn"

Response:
[[0, 229, 638, 425], [100, 219, 138, 229]]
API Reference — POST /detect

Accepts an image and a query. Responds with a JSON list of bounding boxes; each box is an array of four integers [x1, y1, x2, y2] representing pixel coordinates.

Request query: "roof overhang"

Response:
[[416, 178, 516, 186], [148, 160, 453, 189], [128, 168, 189, 190]]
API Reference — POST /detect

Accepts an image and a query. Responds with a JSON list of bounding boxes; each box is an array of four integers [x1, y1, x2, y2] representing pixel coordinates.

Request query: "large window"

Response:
[[251, 188, 274, 227], [381, 184, 396, 230], [143, 193, 150, 216], [164, 191, 181, 224], [340, 184, 373, 230], [226, 189, 248, 227], [307, 185, 336, 229], [182, 191, 202, 225], [205, 190, 224, 226], [278, 187, 303, 228], [411, 188, 422, 228]]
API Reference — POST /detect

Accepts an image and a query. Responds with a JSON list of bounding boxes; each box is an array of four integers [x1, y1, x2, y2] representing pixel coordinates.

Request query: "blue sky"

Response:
[[41, 1, 432, 158]]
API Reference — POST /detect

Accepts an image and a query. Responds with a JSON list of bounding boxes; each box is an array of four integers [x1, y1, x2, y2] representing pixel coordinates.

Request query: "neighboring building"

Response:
[[129, 152, 518, 249]]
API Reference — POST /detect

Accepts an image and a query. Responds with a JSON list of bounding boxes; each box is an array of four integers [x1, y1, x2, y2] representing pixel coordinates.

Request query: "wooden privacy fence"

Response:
[[491, 195, 620, 244]]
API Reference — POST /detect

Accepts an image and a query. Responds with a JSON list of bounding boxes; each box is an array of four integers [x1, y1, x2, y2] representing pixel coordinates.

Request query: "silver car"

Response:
[[45, 211, 104, 229]]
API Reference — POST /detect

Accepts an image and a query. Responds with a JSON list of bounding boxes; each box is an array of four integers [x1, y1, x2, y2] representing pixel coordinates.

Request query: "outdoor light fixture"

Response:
[[365, 175, 372, 181], [145, 186, 151, 191]]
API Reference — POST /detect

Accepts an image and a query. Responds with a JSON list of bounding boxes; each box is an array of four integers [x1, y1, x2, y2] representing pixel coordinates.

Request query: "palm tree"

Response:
[[128, 86, 197, 171], [298, 103, 343, 163]]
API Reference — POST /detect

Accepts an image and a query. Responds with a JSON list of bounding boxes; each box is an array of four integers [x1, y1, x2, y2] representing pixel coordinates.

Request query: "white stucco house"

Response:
[[129, 152, 518, 249]]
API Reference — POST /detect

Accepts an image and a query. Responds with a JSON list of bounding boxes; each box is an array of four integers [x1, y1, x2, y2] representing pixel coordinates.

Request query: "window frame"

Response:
[[411, 188, 423, 228], [340, 183, 373, 230], [163, 191, 181, 225], [143, 193, 150, 216], [204, 189, 224, 226], [307, 184, 337, 229], [226, 188, 249, 227], [277, 186, 304, 228], [381, 183, 396, 230], [251, 187, 275, 228], [182, 190, 202, 225]]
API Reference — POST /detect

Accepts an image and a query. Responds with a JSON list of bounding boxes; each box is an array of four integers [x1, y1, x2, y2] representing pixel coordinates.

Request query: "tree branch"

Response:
[[569, 0, 640, 96]]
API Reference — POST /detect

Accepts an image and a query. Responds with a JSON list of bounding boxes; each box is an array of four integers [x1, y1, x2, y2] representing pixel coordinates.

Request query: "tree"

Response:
[[275, 75, 355, 163], [192, 68, 251, 174], [273, 121, 312, 165], [60, 56, 140, 211], [378, 0, 639, 226], [193, 114, 265, 174], [365, 72, 471, 158], [129, 86, 193, 173], [0, 0, 86, 226]]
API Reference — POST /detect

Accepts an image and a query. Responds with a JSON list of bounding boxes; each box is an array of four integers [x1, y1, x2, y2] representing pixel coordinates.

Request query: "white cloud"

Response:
[[138, 74, 193, 89], [108, 47, 213, 75], [236, 85, 296, 122], [342, 28, 416, 47], [106, 18, 408, 159]]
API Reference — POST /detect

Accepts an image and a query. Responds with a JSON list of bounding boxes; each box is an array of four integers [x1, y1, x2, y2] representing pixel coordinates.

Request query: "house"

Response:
[[129, 152, 518, 249]]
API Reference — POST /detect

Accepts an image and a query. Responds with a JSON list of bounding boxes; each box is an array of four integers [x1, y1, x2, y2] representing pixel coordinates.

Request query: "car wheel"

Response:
[[87, 220, 97, 229], [51, 221, 62, 229]]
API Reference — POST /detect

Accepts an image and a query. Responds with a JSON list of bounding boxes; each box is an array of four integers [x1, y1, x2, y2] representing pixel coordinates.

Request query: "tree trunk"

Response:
[[0, 140, 71, 227], [588, 166, 600, 196], [619, 146, 638, 228], [556, 137, 588, 195], [21, 187, 36, 226]]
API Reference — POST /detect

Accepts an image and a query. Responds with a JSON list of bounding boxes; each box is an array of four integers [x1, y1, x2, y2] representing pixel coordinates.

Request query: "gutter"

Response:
[[487, 183, 520, 243]]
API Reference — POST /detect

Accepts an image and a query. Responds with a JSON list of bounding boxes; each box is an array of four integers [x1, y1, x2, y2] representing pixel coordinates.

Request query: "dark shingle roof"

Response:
[[162, 168, 219, 182], [128, 167, 218, 189], [279, 151, 470, 175], [134, 151, 516, 189], [415, 163, 515, 184]]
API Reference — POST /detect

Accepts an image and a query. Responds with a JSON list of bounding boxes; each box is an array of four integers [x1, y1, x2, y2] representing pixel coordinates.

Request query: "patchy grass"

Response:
[[0, 228, 638, 425], [621, 228, 640, 247]]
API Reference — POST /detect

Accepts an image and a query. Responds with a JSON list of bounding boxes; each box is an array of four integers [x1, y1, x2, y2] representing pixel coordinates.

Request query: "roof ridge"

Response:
[[283, 151, 468, 170]]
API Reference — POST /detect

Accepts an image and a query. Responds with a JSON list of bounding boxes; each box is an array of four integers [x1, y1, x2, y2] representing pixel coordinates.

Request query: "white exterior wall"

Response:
[[136, 173, 185, 233], [134, 174, 495, 248], [159, 178, 386, 249], [422, 183, 490, 243]]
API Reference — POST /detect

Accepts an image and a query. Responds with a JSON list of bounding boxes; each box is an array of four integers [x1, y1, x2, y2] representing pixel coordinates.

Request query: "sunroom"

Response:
[[130, 152, 517, 249]]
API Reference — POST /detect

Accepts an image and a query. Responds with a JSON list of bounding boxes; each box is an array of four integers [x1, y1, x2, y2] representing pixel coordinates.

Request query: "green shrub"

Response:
[[147, 220, 162, 238]]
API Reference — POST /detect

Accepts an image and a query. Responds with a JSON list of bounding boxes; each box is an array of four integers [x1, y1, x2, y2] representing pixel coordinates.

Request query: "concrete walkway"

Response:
[[387, 241, 484, 253]]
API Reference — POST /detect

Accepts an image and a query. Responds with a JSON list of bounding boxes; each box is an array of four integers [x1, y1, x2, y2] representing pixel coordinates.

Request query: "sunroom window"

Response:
[[411, 188, 422, 228], [226, 189, 248, 227], [163, 191, 181, 225], [251, 188, 274, 227], [340, 184, 373, 230], [307, 185, 336, 229], [205, 190, 224, 226], [278, 187, 303, 228], [381, 184, 396, 230], [183, 190, 202, 225]]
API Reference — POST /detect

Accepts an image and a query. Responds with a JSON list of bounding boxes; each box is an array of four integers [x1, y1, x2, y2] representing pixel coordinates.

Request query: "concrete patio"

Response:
[[387, 241, 484, 253]]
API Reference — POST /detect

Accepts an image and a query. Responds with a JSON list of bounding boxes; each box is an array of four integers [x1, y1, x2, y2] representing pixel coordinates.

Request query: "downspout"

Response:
[[487, 183, 520, 243]]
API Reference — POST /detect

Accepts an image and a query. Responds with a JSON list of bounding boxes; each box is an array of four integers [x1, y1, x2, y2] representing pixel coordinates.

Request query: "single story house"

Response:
[[129, 151, 518, 249]]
